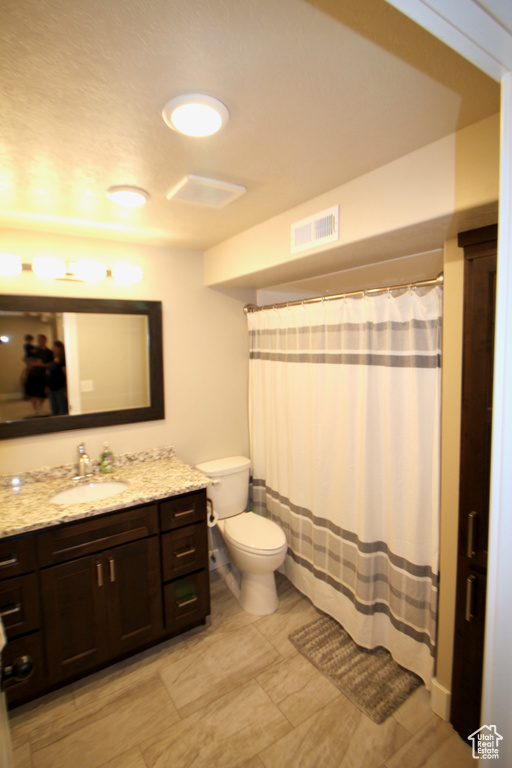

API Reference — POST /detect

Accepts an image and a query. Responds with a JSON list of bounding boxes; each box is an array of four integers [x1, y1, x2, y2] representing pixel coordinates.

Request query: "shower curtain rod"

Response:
[[243, 273, 443, 314]]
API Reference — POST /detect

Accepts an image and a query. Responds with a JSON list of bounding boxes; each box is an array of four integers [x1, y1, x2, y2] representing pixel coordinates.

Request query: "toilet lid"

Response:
[[223, 512, 286, 554]]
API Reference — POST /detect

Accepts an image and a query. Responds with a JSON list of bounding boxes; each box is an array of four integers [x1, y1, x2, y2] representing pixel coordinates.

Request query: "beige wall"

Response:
[[436, 238, 465, 693], [0, 229, 255, 474]]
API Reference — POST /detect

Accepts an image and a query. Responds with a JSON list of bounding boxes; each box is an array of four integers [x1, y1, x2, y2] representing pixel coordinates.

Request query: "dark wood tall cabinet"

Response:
[[451, 224, 497, 738]]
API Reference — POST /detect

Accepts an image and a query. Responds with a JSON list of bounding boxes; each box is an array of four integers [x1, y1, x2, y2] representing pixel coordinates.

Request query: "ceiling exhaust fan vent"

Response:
[[167, 175, 246, 208], [291, 205, 339, 254]]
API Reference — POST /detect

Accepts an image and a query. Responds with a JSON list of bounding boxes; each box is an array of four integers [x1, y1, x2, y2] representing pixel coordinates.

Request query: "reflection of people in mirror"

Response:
[[21, 334, 37, 399], [47, 340, 68, 415], [24, 334, 53, 415]]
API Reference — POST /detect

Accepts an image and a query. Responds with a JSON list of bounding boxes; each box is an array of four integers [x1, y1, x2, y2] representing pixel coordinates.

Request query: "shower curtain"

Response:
[[248, 286, 442, 686]]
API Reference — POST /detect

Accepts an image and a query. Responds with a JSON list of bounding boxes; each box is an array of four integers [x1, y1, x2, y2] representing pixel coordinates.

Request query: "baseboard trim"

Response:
[[430, 677, 451, 721]]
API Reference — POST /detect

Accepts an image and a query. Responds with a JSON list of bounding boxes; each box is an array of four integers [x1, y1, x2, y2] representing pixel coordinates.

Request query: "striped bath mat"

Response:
[[289, 615, 422, 724]]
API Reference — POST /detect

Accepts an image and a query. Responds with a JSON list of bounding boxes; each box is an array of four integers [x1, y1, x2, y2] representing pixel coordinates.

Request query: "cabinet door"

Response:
[[3, 632, 45, 707], [40, 555, 108, 683], [105, 537, 162, 656], [0, 573, 40, 639], [452, 229, 497, 738]]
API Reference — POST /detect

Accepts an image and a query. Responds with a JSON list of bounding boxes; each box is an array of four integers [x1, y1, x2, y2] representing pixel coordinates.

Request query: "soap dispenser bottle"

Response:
[[100, 442, 114, 474]]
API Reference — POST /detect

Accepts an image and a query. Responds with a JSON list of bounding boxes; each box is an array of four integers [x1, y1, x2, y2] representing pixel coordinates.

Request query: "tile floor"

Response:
[[9, 573, 475, 768]]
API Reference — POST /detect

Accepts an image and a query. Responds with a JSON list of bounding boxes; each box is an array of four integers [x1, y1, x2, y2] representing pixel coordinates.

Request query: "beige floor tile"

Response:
[[256, 652, 340, 726], [12, 740, 31, 768], [237, 757, 265, 768], [97, 746, 147, 768], [30, 677, 179, 768], [70, 634, 191, 713], [9, 688, 76, 749], [385, 717, 460, 768], [392, 686, 436, 735], [254, 594, 322, 659], [259, 694, 410, 768], [141, 679, 291, 768], [159, 623, 280, 717], [425, 732, 476, 767]]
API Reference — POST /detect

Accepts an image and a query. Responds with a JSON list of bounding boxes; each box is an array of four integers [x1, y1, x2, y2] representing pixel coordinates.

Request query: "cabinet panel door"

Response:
[[164, 571, 210, 633], [3, 632, 45, 707], [161, 524, 208, 581], [37, 505, 158, 566], [0, 573, 40, 639], [40, 556, 107, 683], [0, 536, 36, 579], [160, 491, 206, 531], [106, 537, 162, 655]]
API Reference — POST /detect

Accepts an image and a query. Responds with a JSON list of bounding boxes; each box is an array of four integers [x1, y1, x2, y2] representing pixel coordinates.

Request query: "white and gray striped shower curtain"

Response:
[[248, 286, 442, 686]]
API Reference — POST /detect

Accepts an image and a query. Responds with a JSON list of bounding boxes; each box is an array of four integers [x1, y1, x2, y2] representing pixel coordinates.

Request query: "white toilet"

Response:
[[196, 456, 287, 615]]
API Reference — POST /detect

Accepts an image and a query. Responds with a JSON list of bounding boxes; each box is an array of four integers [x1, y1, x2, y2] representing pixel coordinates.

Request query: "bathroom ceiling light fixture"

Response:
[[69, 260, 107, 283], [162, 94, 229, 137], [32, 256, 67, 280], [2, 255, 143, 284], [111, 263, 143, 285], [106, 186, 149, 208], [0, 254, 22, 277]]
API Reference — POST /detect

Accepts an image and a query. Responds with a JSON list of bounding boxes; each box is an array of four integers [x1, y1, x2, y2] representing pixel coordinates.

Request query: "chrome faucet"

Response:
[[77, 443, 92, 477]]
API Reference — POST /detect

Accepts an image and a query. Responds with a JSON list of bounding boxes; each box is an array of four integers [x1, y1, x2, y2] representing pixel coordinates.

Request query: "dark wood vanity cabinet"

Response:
[[40, 536, 162, 683], [160, 491, 210, 634], [0, 536, 45, 704], [2, 488, 210, 706]]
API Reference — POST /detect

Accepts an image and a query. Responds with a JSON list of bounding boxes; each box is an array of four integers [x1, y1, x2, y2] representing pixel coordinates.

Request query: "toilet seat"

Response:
[[221, 512, 287, 556]]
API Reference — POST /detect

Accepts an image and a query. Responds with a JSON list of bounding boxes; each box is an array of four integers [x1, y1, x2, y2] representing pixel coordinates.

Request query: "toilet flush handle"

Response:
[[206, 499, 217, 526]]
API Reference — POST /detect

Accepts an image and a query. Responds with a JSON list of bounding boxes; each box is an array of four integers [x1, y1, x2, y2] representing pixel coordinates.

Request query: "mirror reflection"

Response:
[[0, 296, 163, 440], [0, 311, 150, 423]]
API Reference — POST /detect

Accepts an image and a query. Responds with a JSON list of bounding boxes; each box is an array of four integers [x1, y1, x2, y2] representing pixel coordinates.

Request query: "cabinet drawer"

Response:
[[0, 536, 36, 579], [161, 524, 208, 581], [160, 491, 206, 531], [164, 571, 210, 632], [37, 505, 158, 566], [3, 632, 45, 707], [0, 573, 40, 639]]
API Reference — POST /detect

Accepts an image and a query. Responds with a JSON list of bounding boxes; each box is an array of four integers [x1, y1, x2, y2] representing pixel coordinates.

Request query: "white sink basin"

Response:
[[51, 480, 129, 506]]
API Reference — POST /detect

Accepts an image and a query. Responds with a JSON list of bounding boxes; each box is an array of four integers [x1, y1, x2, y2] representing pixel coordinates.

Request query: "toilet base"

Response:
[[239, 571, 279, 615]]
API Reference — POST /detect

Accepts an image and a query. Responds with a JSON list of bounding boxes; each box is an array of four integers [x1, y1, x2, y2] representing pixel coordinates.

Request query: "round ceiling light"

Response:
[[162, 94, 229, 137], [106, 186, 149, 208]]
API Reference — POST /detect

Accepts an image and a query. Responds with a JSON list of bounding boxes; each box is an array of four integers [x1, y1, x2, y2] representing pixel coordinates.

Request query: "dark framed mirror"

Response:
[[0, 295, 164, 439]]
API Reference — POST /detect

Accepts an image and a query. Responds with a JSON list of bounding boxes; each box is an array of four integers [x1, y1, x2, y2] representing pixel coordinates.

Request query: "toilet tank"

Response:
[[196, 456, 251, 519]]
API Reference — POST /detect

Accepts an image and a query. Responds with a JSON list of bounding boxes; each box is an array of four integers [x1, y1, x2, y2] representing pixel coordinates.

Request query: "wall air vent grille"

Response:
[[291, 205, 339, 254]]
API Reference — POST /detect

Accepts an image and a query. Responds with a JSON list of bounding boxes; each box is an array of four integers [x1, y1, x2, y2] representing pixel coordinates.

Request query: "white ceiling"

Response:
[[0, 0, 499, 252]]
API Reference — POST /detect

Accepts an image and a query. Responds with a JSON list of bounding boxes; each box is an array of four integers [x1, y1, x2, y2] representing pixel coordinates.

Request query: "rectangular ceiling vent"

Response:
[[291, 205, 339, 254], [167, 175, 246, 208]]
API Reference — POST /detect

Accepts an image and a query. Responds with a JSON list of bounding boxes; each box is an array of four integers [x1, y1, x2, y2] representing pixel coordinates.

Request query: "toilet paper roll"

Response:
[[207, 506, 218, 527]]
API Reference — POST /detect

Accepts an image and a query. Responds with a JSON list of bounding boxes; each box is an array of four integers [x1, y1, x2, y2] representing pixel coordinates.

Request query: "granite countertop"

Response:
[[0, 446, 211, 539]]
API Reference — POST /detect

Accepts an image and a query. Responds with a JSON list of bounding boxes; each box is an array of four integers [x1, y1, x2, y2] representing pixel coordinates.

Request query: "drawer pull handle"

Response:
[[0, 555, 18, 569], [176, 547, 196, 559], [174, 509, 195, 518], [109, 558, 116, 583], [467, 511, 477, 558], [176, 596, 198, 608], [0, 602, 21, 618], [96, 562, 104, 587], [465, 575, 476, 622]]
